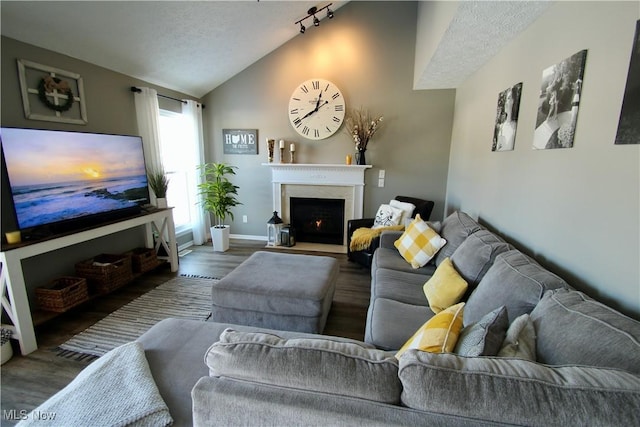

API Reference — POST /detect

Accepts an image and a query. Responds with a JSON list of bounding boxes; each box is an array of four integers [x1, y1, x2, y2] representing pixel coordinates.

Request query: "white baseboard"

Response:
[[230, 234, 268, 241]]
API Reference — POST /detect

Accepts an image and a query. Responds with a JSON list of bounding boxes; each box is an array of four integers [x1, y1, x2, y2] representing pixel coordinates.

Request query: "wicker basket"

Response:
[[36, 277, 89, 313], [75, 254, 133, 295], [126, 247, 160, 274]]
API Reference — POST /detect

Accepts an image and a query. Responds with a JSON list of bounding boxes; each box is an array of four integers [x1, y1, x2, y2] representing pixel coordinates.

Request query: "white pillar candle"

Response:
[[290, 143, 295, 152], [279, 140, 285, 149]]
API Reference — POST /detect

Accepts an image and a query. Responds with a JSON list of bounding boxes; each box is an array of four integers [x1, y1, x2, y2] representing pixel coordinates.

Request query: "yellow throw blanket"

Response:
[[350, 225, 405, 252]]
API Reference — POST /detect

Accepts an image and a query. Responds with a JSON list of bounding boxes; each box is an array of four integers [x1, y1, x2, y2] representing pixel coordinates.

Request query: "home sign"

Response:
[[223, 129, 258, 154]]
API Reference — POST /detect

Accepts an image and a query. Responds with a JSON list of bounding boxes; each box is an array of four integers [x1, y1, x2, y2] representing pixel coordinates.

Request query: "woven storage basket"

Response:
[[75, 254, 133, 295], [36, 276, 89, 313], [126, 247, 160, 274]]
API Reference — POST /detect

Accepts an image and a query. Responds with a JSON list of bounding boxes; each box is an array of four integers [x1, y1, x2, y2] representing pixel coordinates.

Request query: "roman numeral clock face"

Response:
[[288, 79, 345, 140]]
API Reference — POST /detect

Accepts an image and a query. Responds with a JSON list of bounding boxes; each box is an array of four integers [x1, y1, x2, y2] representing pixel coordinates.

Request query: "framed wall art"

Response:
[[532, 49, 587, 150], [615, 20, 640, 145], [222, 129, 258, 154], [492, 82, 523, 152], [17, 59, 88, 125]]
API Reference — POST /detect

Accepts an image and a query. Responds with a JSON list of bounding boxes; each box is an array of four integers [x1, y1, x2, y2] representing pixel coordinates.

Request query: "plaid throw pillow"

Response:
[[394, 214, 447, 268], [396, 302, 465, 358]]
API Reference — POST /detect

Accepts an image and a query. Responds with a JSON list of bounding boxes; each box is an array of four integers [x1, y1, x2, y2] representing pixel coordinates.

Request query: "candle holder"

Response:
[[267, 139, 275, 163], [290, 151, 295, 164], [279, 147, 285, 163]]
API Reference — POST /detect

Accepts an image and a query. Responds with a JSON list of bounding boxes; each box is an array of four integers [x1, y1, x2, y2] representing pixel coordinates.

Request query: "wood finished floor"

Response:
[[0, 240, 371, 425]]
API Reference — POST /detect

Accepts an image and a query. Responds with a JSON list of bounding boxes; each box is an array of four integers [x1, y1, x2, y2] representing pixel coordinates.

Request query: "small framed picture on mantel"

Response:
[[223, 129, 258, 154]]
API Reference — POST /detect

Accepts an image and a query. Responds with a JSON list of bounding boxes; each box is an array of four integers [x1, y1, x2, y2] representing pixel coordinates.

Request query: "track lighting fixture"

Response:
[[294, 3, 333, 34]]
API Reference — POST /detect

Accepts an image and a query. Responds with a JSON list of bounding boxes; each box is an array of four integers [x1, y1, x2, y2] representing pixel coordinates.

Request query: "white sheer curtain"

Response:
[[133, 87, 163, 205], [182, 99, 208, 245]]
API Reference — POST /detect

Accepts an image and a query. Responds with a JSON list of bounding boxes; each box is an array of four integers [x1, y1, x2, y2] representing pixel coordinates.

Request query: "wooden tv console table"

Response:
[[0, 208, 178, 356]]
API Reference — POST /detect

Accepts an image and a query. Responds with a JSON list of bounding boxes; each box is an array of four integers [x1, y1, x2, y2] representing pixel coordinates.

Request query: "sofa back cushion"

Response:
[[531, 289, 640, 375], [398, 350, 640, 425], [206, 329, 401, 404], [464, 250, 569, 326], [434, 211, 483, 266], [450, 229, 513, 289]]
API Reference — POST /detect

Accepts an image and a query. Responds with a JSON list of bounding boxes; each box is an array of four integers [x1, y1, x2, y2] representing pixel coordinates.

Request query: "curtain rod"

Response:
[[130, 86, 205, 109]]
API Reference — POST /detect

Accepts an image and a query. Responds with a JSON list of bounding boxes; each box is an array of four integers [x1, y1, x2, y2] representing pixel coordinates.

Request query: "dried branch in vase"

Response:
[[345, 107, 384, 151]]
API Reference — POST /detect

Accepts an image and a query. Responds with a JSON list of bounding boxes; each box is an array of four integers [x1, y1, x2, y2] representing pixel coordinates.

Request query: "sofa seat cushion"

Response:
[[372, 267, 429, 305], [434, 211, 483, 266], [463, 250, 569, 326], [206, 329, 401, 404], [531, 289, 640, 375], [365, 298, 433, 350], [450, 229, 512, 289], [398, 350, 640, 426], [372, 247, 436, 276]]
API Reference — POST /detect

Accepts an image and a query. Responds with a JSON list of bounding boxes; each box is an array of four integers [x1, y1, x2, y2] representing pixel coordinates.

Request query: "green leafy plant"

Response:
[[198, 162, 241, 228], [147, 167, 170, 198]]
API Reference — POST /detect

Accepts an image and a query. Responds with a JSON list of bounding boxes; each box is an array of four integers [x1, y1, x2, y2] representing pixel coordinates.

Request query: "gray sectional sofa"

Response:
[[134, 211, 640, 426], [25, 211, 640, 425]]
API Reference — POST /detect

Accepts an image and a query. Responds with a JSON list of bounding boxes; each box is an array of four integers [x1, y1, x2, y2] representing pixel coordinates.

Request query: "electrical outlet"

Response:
[[242, 215, 248, 223], [378, 178, 385, 187]]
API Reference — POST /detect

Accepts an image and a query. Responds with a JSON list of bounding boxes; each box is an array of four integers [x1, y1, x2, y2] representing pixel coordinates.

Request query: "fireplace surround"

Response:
[[264, 164, 371, 246]]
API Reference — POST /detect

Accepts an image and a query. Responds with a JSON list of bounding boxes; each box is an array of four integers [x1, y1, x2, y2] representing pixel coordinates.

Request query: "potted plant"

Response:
[[198, 162, 241, 252], [147, 167, 170, 209]]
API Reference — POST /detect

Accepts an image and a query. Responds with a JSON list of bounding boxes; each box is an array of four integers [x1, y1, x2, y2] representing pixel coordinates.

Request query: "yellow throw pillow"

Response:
[[394, 214, 447, 269], [423, 258, 468, 314], [395, 302, 464, 358]]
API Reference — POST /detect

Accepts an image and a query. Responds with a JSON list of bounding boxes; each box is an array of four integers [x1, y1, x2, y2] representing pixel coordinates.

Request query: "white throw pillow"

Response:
[[372, 204, 404, 229], [389, 199, 416, 222]]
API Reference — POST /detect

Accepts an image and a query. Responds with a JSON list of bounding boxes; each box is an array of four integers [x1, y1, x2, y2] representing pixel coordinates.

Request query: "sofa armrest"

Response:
[[379, 230, 403, 249], [348, 218, 375, 234]]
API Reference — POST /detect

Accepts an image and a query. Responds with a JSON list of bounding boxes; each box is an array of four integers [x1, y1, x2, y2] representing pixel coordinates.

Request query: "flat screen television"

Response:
[[1, 127, 151, 238]]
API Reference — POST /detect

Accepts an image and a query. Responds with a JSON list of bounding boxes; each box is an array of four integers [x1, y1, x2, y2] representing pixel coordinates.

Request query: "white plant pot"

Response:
[[210, 225, 230, 252], [1, 340, 13, 365], [156, 198, 168, 209]]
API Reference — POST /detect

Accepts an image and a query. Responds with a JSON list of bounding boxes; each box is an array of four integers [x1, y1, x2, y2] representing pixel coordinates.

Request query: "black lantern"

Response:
[[280, 225, 296, 247], [266, 211, 284, 247]]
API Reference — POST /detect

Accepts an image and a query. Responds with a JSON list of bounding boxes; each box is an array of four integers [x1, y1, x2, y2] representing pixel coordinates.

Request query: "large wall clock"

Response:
[[288, 78, 345, 140]]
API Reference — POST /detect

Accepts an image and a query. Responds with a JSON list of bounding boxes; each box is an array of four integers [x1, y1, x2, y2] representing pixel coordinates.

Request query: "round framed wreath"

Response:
[[37, 76, 74, 112]]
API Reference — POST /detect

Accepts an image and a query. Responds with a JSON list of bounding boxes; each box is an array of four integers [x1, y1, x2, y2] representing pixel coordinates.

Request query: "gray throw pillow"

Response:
[[398, 350, 640, 425], [206, 329, 401, 404], [455, 306, 508, 356], [497, 313, 536, 361], [434, 211, 483, 266]]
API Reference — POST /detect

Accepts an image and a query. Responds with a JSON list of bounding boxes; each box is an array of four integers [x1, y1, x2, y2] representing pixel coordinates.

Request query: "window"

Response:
[[158, 109, 193, 233]]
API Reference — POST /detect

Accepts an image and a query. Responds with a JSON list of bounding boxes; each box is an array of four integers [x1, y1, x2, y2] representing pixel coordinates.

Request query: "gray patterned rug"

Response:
[[58, 276, 216, 360]]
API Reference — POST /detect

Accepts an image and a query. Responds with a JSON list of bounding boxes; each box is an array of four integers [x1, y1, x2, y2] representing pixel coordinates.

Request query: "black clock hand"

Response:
[[300, 108, 317, 120]]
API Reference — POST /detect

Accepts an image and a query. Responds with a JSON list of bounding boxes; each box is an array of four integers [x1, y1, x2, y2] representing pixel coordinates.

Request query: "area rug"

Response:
[[57, 276, 216, 360]]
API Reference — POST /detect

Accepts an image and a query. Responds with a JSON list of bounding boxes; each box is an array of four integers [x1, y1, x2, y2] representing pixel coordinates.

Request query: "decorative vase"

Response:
[[355, 149, 367, 165]]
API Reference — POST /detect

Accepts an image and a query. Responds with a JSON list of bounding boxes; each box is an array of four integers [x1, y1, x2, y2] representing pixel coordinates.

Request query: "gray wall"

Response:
[[202, 1, 455, 236], [446, 1, 640, 318], [0, 36, 198, 306]]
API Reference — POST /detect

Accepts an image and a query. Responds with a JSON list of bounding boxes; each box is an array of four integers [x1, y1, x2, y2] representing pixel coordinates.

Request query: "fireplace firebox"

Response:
[[290, 197, 345, 245]]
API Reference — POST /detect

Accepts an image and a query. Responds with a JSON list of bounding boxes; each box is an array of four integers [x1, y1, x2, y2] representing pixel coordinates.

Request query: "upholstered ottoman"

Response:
[[210, 251, 339, 333]]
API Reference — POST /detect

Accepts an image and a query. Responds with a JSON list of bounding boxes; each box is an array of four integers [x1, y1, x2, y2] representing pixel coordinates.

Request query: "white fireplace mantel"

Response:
[[263, 163, 372, 244]]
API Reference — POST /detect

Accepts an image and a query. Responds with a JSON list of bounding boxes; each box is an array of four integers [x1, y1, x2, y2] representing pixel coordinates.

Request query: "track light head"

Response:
[[313, 15, 320, 26], [300, 23, 306, 34], [327, 8, 334, 19]]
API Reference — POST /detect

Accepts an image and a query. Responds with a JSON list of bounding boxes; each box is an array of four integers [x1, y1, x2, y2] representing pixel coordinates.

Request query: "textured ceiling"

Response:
[[414, 1, 553, 89], [0, 1, 347, 98], [1, 1, 552, 98]]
